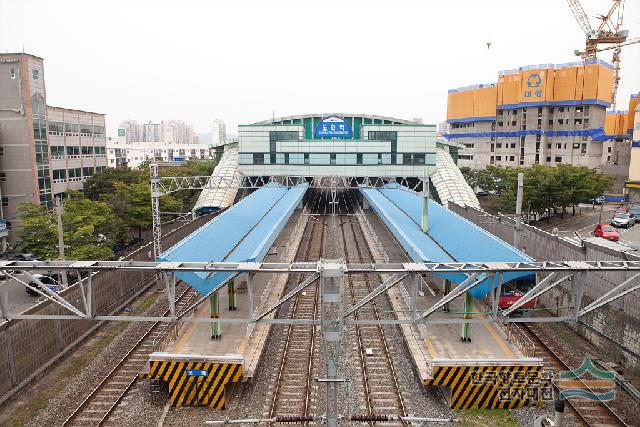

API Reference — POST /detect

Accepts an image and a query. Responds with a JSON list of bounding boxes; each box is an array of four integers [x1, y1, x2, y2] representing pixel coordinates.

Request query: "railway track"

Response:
[[341, 218, 407, 424], [269, 216, 325, 421], [519, 323, 628, 427], [62, 284, 198, 427]]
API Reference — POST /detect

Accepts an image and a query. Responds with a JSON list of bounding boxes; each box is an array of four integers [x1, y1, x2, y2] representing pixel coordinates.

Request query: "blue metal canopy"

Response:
[[159, 183, 308, 295], [362, 185, 534, 298]]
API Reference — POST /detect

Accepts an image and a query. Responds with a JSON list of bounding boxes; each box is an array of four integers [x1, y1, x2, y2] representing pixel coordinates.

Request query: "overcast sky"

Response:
[[1, 0, 639, 137]]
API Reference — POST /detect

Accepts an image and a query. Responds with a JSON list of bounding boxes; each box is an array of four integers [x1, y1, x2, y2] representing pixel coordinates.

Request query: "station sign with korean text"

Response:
[[186, 369, 208, 377], [314, 115, 353, 139]]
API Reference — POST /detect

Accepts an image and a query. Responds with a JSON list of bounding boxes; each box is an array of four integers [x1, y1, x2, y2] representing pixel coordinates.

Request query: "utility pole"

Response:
[[514, 172, 524, 248], [55, 196, 68, 288]]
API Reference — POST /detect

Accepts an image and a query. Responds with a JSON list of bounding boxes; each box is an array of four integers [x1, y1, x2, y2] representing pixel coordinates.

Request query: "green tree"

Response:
[[459, 166, 478, 189], [16, 192, 125, 260], [160, 160, 219, 210], [107, 182, 180, 239], [495, 164, 613, 219], [83, 167, 141, 201], [62, 193, 125, 259], [16, 203, 58, 259]]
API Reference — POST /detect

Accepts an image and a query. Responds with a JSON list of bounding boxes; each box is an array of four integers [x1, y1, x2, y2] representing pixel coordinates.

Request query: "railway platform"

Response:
[[359, 186, 545, 410], [143, 184, 308, 409]]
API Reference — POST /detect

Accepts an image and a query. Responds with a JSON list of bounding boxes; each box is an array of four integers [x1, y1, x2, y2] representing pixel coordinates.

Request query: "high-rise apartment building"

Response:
[[446, 59, 638, 190], [0, 52, 107, 238], [211, 119, 226, 147], [118, 119, 198, 144]]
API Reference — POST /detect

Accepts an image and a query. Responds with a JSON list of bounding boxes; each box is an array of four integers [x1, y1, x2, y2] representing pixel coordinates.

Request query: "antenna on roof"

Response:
[[272, 109, 275, 122]]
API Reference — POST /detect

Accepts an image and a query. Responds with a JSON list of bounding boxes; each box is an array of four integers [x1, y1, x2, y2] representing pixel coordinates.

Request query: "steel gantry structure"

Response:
[[2, 259, 639, 326], [149, 163, 426, 259]]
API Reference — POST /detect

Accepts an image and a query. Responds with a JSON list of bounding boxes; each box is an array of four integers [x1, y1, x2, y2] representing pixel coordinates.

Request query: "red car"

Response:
[[594, 223, 619, 241]]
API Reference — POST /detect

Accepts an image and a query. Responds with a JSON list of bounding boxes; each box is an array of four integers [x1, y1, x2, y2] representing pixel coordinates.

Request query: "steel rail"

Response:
[[269, 216, 325, 423], [62, 285, 195, 426], [342, 218, 408, 423], [519, 323, 628, 427]]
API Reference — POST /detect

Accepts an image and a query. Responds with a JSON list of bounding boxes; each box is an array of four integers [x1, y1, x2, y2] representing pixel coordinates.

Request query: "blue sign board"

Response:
[[173, 156, 185, 162], [186, 369, 208, 377], [314, 116, 353, 139]]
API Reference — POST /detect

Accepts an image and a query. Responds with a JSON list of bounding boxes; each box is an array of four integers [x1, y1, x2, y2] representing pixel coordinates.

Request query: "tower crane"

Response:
[[566, 0, 630, 108]]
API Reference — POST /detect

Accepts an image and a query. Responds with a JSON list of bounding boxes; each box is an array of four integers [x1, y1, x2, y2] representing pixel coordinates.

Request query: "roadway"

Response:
[[533, 203, 640, 250], [0, 273, 39, 315]]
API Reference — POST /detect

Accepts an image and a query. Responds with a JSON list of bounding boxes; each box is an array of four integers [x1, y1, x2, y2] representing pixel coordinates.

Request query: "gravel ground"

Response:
[[530, 320, 640, 426], [159, 214, 450, 426], [27, 207, 636, 427], [26, 288, 174, 427]]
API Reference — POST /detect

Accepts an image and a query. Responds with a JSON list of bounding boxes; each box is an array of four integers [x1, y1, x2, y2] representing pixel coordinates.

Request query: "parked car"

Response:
[[25, 274, 60, 296], [588, 196, 606, 205], [611, 213, 635, 228], [629, 203, 640, 218], [593, 223, 620, 241]]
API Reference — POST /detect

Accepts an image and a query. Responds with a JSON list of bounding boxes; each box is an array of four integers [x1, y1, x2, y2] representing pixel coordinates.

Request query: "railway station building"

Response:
[[238, 114, 440, 178]]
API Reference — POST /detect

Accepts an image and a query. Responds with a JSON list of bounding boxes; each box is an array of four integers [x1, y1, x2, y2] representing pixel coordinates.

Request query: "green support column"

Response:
[[461, 292, 472, 342], [210, 292, 221, 340], [228, 280, 237, 311], [443, 279, 451, 312], [421, 194, 429, 233]]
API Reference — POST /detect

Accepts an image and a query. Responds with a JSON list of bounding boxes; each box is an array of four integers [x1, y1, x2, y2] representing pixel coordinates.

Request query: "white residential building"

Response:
[[212, 119, 226, 147], [106, 139, 210, 169], [117, 119, 199, 145]]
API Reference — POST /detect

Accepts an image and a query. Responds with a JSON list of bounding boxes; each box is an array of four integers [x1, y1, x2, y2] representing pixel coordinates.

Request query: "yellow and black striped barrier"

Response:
[[425, 364, 545, 410], [144, 360, 244, 409]]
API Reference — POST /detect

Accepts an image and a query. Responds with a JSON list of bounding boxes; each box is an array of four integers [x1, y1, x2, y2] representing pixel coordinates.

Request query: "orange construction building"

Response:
[[446, 59, 636, 191]]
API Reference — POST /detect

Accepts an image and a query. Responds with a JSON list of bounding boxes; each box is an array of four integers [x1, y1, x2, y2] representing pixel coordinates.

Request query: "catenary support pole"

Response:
[[411, 273, 419, 320], [514, 172, 524, 248]]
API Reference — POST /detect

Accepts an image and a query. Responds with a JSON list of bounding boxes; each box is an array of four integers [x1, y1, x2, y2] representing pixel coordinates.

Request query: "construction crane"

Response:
[[566, 0, 630, 108]]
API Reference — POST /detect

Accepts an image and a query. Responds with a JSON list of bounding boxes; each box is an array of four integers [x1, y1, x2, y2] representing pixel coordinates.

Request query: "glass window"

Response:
[[66, 146, 80, 156], [53, 169, 66, 180], [82, 167, 94, 177], [81, 146, 94, 155], [32, 69, 39, 79], [80, 124, 92, 136], [50, 146, 65, 158], [35, 143, 48, 165], [93, 125, 105, 137], [48, 122, 63, 135], [9, 68, 15, 79], [65, 122, 78, 135]]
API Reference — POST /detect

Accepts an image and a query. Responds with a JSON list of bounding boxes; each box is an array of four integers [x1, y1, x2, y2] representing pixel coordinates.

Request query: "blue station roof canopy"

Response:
[[159, 183, 308, 295], [361, 185, 534, 298]]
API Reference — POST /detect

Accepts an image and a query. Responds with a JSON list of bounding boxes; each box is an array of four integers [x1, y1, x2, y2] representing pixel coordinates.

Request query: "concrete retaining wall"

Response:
[[449, 203, 640, 372], [0, 215, 213, 402]]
